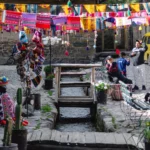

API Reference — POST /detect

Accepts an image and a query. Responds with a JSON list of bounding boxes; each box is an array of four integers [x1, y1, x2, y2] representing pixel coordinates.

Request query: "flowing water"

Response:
[[55, 77, 96, 132]]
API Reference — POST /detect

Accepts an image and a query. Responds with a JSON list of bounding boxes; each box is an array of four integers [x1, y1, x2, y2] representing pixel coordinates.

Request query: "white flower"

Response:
[[104, 86, 107, 90], [95, 83, 99, 87], [98, 80, 102, 84]]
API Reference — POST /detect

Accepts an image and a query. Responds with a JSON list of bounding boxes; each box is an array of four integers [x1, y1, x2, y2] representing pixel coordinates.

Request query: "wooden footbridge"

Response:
[[52, 64, 102, 120], [26, 128, 143, 150]]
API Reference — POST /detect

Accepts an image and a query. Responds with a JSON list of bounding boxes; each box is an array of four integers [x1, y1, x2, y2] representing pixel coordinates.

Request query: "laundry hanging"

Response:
[[2, 10, 22, 25], [22, 13, 37, 28], [66, 16, 80, 30], [36, 13, 50, 29]]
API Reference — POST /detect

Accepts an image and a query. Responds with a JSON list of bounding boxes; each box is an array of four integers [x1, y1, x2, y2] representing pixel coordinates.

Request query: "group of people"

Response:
[[105, 40, 147, 92]]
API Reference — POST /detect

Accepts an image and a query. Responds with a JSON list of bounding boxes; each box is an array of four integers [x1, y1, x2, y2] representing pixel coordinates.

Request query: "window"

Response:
[[147, 37, 150, 44]]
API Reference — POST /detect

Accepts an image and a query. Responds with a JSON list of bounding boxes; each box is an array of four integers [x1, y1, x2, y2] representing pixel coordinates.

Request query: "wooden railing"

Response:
[[52, 63, 102, 103]]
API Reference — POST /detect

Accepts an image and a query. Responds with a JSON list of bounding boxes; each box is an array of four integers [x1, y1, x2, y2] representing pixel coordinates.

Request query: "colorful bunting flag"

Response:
[[22, 13, 37, 28], [83, 5, 95, 14], [2, 10, 22, 25], [66, 16, 80, 30], [73, 4, 83, 15], [96, 4, 106, 12], [62, 5, 70, 15], [0, 3, 5, 11], [38, 4, 50, 13], [15, 4, 26, 12], [27, 4, 37, 13], [80, 17, 95, 31], [143, 3, 150, 15], [50, 5, 61, 15], [130, 4, 140, 12], [36, 13, 50, 29]]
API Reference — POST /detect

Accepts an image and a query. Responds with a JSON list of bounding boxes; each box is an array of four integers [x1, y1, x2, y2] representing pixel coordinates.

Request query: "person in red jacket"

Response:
[[105, 56, 132, 84]]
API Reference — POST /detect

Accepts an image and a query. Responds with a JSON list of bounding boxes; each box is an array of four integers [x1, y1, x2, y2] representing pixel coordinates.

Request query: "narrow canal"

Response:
[[55, 76, 96, 132]]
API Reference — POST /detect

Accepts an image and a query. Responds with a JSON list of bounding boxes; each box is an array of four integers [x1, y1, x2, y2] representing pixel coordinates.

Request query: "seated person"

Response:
[[105, 56, 132, 84]]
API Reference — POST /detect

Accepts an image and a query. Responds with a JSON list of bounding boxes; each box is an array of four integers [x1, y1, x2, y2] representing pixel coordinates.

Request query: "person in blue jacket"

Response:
[[117, 52, 130, 77]]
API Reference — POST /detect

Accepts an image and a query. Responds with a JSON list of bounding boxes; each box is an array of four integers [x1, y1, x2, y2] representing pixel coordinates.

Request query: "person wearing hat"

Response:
[[0, 76, 15, 124], [105, 56, 132, 84], [130, 40, 147, 91]]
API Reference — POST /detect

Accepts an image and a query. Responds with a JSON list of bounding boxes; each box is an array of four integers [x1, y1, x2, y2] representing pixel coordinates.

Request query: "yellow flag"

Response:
[[15, 4, 26, 12], [0, 3, 5, 11], [62, 5, 70, 15], [38, 4, 50, 11], [84, 5, 95, 14], [130, 4, 140, 12], [80, 17, 95, 31], [96, 4, 106, 12]]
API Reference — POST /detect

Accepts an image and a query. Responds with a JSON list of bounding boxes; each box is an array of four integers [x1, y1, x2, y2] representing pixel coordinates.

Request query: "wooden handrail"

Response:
[[52, 63, 102, 68]]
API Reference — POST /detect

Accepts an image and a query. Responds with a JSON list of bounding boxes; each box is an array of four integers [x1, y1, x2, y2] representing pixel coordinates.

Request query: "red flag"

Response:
[[116, 49, 120, 55]]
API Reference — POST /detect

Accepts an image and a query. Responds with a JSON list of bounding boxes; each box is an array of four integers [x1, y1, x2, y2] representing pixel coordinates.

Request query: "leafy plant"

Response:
[[95, 80, 109, 91], [44, 65, 53, 74], [144, 121, 150, 143], [34, 119, 41, 130], [48, 90, 53, 96], [41, 104, 52, 113], [46, 74, 55, 80]]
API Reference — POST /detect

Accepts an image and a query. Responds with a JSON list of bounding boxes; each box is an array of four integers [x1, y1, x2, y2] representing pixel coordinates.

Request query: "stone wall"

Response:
[[0, 31, 96, 65]]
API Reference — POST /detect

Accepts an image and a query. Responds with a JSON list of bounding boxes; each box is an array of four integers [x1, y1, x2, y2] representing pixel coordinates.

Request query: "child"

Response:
[[117, 52, 130, 76]]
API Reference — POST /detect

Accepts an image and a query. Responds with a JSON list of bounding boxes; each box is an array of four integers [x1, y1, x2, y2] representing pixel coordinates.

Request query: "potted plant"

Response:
[[0, 117, 18, 150], [45, 74, 55, 90], [95, 80, 109, 104], [44, 65, 53, 77], [11, 88, 27, 150]]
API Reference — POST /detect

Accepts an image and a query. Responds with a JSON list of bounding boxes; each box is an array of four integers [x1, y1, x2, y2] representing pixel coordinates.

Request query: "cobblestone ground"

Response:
[[0, 65, 57, 142]]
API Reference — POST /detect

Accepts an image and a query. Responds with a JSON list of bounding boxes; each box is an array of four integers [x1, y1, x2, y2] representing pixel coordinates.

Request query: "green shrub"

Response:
[[44, 65, 53, 74], [46, 74, 55, 80]]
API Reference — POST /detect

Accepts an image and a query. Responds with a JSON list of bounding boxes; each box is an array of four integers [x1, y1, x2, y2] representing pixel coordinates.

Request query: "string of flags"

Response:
[[0, 1, 150, 33]]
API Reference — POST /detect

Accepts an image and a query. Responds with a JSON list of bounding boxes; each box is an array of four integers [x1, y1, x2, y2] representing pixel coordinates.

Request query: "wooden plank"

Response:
[[58, 97, 94, 102], [85, 132, 96, 144], [55, 67, 59, 103], [52, 64, 102, 68], [60, 81, 91, 87], [58, 67, 61, 97], [40, 130, 52, 141], [61, 72, 87, 75]]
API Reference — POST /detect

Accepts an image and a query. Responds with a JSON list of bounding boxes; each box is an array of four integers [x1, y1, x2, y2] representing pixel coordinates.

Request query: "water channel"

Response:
[[55, 76, 96, 132]]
